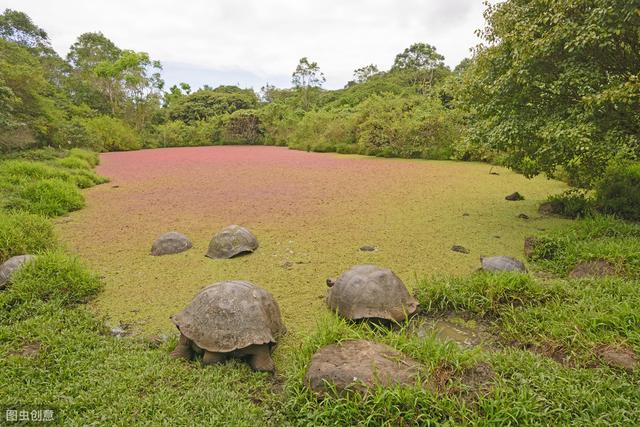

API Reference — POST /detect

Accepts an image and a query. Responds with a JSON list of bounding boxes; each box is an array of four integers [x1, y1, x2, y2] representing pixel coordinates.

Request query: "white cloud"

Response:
[[3, 0, 487, 89]]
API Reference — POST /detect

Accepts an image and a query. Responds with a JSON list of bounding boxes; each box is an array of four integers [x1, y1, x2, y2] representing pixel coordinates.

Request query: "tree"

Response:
[[94, 50, 164, 128], [291, 57, 325, 110], [67, 32, 120, 69], [167, 86, 258, 123], [391, 43, 447, 91], [353, 64, 379, 84], [0, 9, 49, 50], [461, 0, 640, 187], [292, 57, 325, 88], [392, 43, 444, 71]]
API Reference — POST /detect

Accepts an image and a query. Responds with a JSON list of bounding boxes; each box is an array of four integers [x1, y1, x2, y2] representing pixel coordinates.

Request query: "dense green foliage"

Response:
[[595, 162, 640, 221], [0, 210, 55, 262], [461, 0, 639, 187]]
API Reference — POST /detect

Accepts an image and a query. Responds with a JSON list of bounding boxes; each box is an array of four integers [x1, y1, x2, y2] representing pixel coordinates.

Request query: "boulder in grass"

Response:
[[0, 255, 36, 289], [206, 225, 258, 259], [480, 256, 527, 272], [151, 232, 192, 256], [304, 340, 423, 395]]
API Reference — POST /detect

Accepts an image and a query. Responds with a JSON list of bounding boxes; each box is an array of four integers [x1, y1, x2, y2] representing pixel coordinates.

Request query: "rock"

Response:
[[480, 256, 527, 272], [111, 326, 127, 338], [359, 245, 376, 252], [597, 346, 637, 372], [462, 213, 470, 217], [151, 231, 192, 256], [524, 236, 538, 258], [569, 260, 616, 279], [281, 261, 294, 270], [304, 340, 423, 395], [517, 213, 530, 220], [505, 192, 525, 201], [0, 255, 36, 289], [451, 245, 470, 254], [539, 201, 563, 215]]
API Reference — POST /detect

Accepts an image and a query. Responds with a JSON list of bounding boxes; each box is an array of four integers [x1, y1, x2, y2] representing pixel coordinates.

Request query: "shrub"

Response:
[[69, 148, 100, 167], [595, 162, 640, 221], [0, 211, 56, 263], [7, 251, 102, 306], [7, 178, 85, 217], [154, 120, 220, 147], [55, 156, 92, 170], [291, 110, 356, 148], [354, 95, 462, 159], [83, 116, 142, 151], [0, 160, 71, 184], [544, 189, 595, 219], [221, 110, 264, 145]]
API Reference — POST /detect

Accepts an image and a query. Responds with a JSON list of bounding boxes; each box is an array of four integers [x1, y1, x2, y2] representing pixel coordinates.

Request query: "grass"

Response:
[[1, 147, 638, 424], [529, 215, 640, 278], [0, 210, 56, 263], [0, 149, 106, 216]]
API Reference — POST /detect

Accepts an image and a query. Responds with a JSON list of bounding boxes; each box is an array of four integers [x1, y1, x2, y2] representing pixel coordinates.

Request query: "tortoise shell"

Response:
[[171, 281, 286, 353], [0, 255, 36, 289], [326, 264, 418, 322], [206, 225, 258, 259]]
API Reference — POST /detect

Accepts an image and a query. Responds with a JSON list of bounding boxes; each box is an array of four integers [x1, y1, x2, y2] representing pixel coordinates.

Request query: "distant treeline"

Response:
[[1, 1, 638, 188]]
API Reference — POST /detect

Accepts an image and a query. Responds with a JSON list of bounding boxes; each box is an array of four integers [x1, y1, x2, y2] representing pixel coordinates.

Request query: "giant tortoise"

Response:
[[170, 280, 286, 372], [326, 264, 419, 322], [206, 225, 258, 259]]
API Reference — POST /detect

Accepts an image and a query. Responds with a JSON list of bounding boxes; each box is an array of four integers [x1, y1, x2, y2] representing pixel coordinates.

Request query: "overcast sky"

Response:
[[3, 0, 488, 90]]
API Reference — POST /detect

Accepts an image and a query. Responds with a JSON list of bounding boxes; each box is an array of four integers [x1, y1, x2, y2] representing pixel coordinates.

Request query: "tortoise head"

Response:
[[326, 278, 336, 288]]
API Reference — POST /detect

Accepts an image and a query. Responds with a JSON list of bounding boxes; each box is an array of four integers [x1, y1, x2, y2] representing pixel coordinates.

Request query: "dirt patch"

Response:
[[569, 260, 617, 279], [596, 345, 638, 372], [412, 313, 497, 350], [433, 361, 496, 400], [523, 236, 537, 259], [9, 341, 41, 358]]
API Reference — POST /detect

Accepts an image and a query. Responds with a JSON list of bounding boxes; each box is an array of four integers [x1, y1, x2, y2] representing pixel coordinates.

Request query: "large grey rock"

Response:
[[480, 256, 527, 272], [0, 255, 36, 289], [305, 340, 423, 395], [151, 231, 192, 256], [206, 225, 258, 259]]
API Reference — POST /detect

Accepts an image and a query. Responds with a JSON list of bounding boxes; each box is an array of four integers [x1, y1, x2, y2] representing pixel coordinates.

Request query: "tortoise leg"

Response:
[[247, 344, 275, 373], [170, 333, 193, 360], [202, 351, 226, 365]]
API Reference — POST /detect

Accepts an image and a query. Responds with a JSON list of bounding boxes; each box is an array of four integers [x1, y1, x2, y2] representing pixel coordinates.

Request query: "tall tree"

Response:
[[291, 57, 325, 110], [0, 9, 49, 50], [353, 64, 379, 84], [391, 43, 447, 90], [461, 0, 640, 186]]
